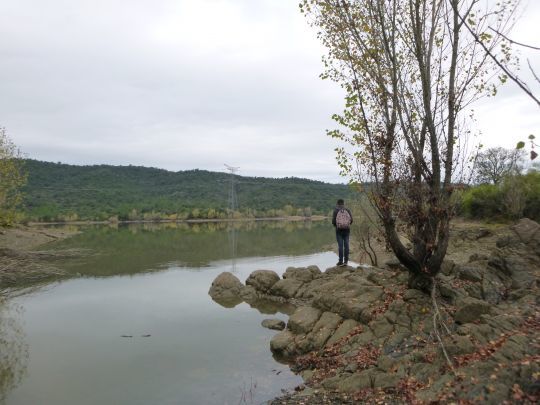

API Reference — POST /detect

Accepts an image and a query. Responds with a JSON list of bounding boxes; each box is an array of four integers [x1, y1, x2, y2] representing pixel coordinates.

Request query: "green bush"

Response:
[[461, 172, 540, 221], [522, 171, 540, 221], [461, 184, 502, 219]]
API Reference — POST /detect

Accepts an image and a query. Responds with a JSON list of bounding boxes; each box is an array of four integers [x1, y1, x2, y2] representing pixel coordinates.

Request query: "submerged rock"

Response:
[[261, 318, 286, 331]]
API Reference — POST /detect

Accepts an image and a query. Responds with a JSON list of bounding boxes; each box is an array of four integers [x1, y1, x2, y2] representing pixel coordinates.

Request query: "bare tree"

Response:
[[474, 146, 524, 184], [301, 0, 520, 291]]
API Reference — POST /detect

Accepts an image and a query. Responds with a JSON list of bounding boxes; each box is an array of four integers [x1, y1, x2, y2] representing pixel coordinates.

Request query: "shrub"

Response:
[[461, 184, 502, 219]]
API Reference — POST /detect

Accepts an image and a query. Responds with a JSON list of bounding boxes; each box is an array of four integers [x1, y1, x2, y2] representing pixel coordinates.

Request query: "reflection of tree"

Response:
[[50, 220, 335, 277], [0, 298, 28, 402]]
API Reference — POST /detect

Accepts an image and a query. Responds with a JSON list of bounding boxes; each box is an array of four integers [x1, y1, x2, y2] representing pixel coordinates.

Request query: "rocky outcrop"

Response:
[[210, 220, 540, 404]]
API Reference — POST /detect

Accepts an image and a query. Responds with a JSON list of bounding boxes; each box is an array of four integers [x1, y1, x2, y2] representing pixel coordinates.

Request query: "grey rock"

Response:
[[245, 270, 280, 293], [403, 289, 429, 303], [468, 253, 489, 263], [455, 297, 492, 324], [335, 370, 374, 392], [438, 282, 464, 302], [504, 256, 536, 289], [261, 318, 286, 331], [370, 317, 394, 338], [269, 278, 303, 298], [283, 266, 321, 282], [351, 330, 375, 346], [512, 218, 540, 256], [208, 272, 245, 301], [465, 283, 484, 300], [373, 371, 401, 389], [326, 319, 359, 347], [307, 265, 322, 273], [239, 285, 258, 301], [269, 330, 295, 356], [444, 335, 475, 356], [307, 312, 343, 349], [441, 259, 456, 275], [481, 273, 505, 304], [457, 264, 483, 282], [367, 269, 396, 286], [512, 218, 540, 243], [384, 258, 403, 270], [287, 306, 322, 334], [325, 265, 354, 275], [377, 355, 397, 372]]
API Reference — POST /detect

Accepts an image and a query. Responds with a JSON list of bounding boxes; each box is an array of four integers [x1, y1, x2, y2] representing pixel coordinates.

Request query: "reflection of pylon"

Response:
[[224, 164, 239, 272]]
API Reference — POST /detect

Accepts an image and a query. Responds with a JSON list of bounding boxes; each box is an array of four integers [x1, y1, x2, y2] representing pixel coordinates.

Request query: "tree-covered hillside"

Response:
[[21, 160, 352, 221]]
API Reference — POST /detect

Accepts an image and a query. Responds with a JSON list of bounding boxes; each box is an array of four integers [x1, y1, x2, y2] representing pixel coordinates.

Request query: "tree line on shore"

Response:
[[1, 141, 538, 225], [17, 159, 352, 222]]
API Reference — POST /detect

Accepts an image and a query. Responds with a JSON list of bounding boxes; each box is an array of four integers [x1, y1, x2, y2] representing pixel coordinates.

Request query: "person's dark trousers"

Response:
[[336, 229, 350, 264]]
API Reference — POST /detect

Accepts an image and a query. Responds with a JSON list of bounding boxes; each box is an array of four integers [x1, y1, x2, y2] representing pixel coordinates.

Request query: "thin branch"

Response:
[[451, 4, 540, 108], [488, 26, 540, 50], [528, 59, 540, 85]]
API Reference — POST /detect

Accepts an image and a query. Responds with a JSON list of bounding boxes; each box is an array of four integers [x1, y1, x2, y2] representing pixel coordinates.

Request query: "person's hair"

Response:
[[337, 199, 344, 205]]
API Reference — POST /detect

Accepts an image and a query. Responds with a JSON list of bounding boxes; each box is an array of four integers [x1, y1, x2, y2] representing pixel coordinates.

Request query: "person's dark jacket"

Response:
[[332, 204, 353, 228]]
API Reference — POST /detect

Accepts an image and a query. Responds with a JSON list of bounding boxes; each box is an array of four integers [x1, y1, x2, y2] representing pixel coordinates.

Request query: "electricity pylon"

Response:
[[224, 164, 239, 217]]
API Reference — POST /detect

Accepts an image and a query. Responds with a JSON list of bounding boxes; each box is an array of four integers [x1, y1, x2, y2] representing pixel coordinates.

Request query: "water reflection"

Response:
[[3, 222, 339, 405], [0, 299, 28, 402], [228, 223, 238, 273], [43, 220, 333, 278]]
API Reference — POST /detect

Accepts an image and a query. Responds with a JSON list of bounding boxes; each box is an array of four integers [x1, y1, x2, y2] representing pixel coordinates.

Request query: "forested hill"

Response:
[[21, 160, 352, 221]]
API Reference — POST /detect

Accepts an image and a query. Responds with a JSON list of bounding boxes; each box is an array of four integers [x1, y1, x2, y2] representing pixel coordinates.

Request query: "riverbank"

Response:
[[26, 215, 328, 226], [0, 226, 81, 291], [210, 218, 540, 403]]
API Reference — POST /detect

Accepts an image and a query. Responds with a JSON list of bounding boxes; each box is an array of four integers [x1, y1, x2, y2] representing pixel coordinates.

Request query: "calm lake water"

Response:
[[1, 221, 340, 405]]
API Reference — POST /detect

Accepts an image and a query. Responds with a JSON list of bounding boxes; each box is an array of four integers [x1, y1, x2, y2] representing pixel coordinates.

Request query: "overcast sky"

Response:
[[1, 0, 539, 183]]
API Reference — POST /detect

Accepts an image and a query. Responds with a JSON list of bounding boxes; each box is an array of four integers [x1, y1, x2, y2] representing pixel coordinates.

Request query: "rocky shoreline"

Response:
[[209, 219, 540, 403]]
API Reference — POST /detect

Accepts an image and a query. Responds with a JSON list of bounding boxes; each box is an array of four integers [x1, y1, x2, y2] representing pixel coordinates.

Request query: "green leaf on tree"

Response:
[[516, 141, 525, 149]]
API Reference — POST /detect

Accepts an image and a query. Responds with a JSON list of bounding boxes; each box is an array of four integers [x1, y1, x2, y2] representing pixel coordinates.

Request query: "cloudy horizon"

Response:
[[1, 0, 539, 183]]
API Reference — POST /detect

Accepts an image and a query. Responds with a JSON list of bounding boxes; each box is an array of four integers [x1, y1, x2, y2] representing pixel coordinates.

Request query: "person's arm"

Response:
[[332, 209, 337, 227]]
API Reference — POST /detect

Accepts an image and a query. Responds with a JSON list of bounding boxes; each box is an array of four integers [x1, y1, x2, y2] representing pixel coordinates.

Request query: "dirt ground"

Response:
[[347, 218, 511, 267], [0, 225, 80, 291], [0, 225, 79, 251]]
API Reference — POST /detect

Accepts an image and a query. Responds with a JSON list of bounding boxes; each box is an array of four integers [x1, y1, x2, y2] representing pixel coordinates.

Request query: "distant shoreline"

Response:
[[27, 215, 328, 226]]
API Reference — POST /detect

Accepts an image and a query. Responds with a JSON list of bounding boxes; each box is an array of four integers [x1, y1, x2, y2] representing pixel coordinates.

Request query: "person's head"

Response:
[[337, 199, 344, 206]]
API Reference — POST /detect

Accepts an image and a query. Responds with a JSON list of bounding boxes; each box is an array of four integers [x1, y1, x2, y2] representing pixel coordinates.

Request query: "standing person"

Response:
[[332, 199, 353, 266]]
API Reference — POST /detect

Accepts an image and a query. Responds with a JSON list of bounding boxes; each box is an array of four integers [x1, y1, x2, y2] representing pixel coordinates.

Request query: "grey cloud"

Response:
[[1, 0, 538, 184]]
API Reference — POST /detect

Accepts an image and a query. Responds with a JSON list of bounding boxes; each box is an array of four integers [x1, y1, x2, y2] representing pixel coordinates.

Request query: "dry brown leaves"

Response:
[[454, 312, 540, 369], [370, 286, 405, 317]]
